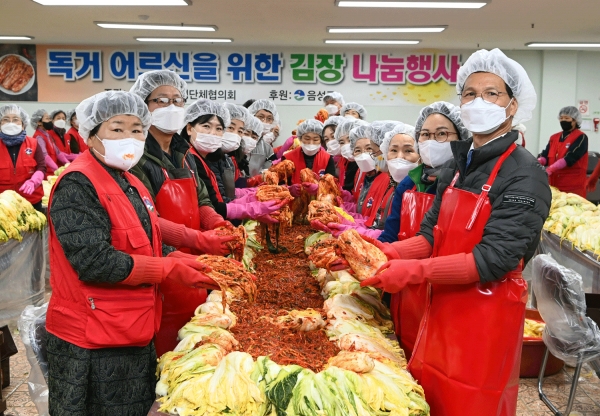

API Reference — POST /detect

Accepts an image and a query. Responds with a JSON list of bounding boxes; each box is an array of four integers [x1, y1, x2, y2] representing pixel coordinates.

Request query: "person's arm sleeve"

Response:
[[129, 164, 157, 201], [33, 145, 46, 173], [36, 136, 48, 157], [343, 162, 358, 191], [473, 165, 551, 283], [67, 133, 80, 154], [378, 180, 411, 243], [207, 161, 231, 203], [563, 134, 588, 167], [194, 160, 220, 210], [538, 140, 551, 160], [325, 157, 337, 177], [49, 172, 134, 284]]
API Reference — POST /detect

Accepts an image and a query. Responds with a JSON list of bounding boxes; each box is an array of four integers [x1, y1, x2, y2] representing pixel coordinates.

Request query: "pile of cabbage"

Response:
[[0, 190, 46, 243], [155, 231, 429, 416], [544, 187, 600, 254]]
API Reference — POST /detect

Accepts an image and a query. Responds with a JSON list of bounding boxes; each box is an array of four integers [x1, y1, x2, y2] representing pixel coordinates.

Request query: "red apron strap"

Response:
[[160, 168, 169, 181], [449, 171, 460, 187]]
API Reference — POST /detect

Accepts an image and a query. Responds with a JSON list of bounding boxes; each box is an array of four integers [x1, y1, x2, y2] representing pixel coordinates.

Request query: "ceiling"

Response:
[[2, 0, 599, 50]]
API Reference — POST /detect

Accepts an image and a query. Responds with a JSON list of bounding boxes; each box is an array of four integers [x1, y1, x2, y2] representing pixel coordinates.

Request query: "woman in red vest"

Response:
[[0, 105, 45, 210], [30, 108, 69, 175], [45, 91, 219, 415], [49, 109, 79, 161], [283, 119, 336, 198], [322, 116, 345, 174], [538, 106, 588, 197], [65, 108, 88, 153]]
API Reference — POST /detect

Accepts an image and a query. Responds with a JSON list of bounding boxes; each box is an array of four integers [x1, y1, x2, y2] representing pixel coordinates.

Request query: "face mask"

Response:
[[355, 153, 376, 173], [221, 132, 241, 153], [53, 119, 66, 129], [460, 97, 513, 134], [242, 135, 257, 154], [419, 140, 453, 168], [193, 132, 222, 154], [263, 132, 276, 145], [1, 123, 22, 136], [345, 114, 356, 120], [262, 122, 275, 135], [93, 135, 144, 171], [340, 143, 354, 161], [374, 154, 387, 173], [387, 157, 419, 182], [302, 143, 321, 156], [42, 121, 53, 130], [560, 120, 573, 132], [151, 105, 185, 135], [326, 139, 341, 156], [325, 104, 339, 115]]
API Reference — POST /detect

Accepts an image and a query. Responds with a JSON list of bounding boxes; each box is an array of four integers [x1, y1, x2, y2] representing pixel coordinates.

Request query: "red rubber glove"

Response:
[[359, 235, 400, 260], [213, 219, 234, 230], [310, 219, 333, 234], [360, 253, 479, 293], [289, 184, 302, 197], [187, 229, 236, 256], [246, 174, 264, 188], [302, 182, 319, 196], [386, 235, 433, 260]]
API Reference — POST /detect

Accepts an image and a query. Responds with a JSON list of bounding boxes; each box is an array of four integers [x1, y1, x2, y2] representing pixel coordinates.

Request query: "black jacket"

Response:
[[418, 131, 551, 283]]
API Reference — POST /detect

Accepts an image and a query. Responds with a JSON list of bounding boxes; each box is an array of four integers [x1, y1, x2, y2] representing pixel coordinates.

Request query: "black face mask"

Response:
[[206, 148, 224, 162], [560, 120, 573, 132], [42, 121, 53, 130]]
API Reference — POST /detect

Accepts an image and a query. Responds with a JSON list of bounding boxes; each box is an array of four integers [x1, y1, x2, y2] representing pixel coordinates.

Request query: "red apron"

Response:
[[547, 129, 587, 197], [408, 144, 527, 416], [390, 188, 435, 359], [153, 167, 206, 357]]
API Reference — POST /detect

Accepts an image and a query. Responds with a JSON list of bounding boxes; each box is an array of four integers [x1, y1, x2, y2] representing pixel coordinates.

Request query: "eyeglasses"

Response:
[[458, 90, 508, 105], [255, 114, 274, 123], [418, 131, 458, 143], [353, 149, 381, 159], [148, 97, 186, 107]]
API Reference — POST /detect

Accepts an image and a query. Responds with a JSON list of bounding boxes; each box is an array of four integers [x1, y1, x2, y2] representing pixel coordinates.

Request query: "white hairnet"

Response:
[[129, 69, 187, 101], [0, 104, 29, 130], [184, 99, 231, 128], [245, 116, 263, 136], [340, 102, 367, 120], [297, 119, 324, 138], [30, 109, 47, 129], [335, 119, 367, 142], [457, 48, 536, 125], [415, 101, 471, 142], [323, 116, 345, 130], [66, 109, 77, 125], [558, 106, 582, 125], [76, 91, 151, 140], [248, 99, 279, 119], [349, 124, 371, 150], [50, 109, 66, 121], [366, 120, 402, 146], [323, 91, 345, 106], [223, 102, 251, 126], [380, 123, 417, 160]]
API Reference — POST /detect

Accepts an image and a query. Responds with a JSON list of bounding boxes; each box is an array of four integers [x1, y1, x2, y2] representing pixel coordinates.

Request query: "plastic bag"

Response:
[[17, 302, 49, 416], [532, 254, 600, 366]]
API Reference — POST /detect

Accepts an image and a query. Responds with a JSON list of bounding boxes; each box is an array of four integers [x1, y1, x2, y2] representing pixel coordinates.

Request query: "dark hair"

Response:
[[89, 124, 101, 138], [242, 99, 255, 109], [321, 125, 336, 147], [180, 114, 225, 141], [53, 110, 67, 120]]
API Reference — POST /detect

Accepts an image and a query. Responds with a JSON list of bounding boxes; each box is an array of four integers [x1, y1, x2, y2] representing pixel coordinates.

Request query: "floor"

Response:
[[2, 326, 599, 416]]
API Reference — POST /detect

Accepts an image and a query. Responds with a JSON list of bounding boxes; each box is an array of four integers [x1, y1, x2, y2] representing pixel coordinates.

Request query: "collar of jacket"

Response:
[[145, 132, 191, 164], [451, 130, 518, 177]]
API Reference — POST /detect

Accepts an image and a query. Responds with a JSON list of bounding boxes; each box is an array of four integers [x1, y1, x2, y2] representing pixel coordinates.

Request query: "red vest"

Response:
[[360, 172, 394, 228], [66, 127, 87, 152], [231, 156, 241, 181], [548, 129, 588, 197], [33, 129, 58, 175], [48, 129, 71, 154], [0, 136, 44, 204], [46, 151, 163, 349], [189, 147, 223, 203], [285, 147, 331, 184], [337, 157, 348, 187]]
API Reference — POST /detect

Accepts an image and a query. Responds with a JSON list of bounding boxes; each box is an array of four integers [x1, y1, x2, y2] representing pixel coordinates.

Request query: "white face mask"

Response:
[[221, 132, 241, 153], [340, 143, 354, 161], [344, 114, 356, 120], [1, 123, 23, 136], [53, 119, 66, 129], [262, 122, 275, 135], [94, 135, 144, 171], [242, 135, 257, 154], [419, 140, 453, 168], [193, 131, 222, 154], [263, 132, 276, 145], [151, 105, 185, 135], [302, 143, 321, 156], [325, 104, 339, 115], [460, 97, 513, 134], [326, 139, 341, 156], [355, 152, 376, 173], [387, 157, 419, 182]]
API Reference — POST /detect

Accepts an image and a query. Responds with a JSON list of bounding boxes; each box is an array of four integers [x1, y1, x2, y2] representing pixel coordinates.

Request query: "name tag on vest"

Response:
[[503, 194, 535, 208]]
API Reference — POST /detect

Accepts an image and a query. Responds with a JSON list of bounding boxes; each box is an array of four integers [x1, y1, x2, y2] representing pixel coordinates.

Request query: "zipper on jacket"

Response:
[[88, 297, 96, 310]]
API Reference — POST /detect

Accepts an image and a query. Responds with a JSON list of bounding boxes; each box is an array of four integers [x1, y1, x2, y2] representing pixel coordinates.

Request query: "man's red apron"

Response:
[[408, 144, 527, 416], [153, 167, 206, 357], [389, 188, 435, 359]]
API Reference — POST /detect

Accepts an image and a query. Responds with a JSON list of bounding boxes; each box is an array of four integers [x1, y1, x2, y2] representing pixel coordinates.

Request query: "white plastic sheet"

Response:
[[0, 230, 47, 325], [532, 254, 600, 366]]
